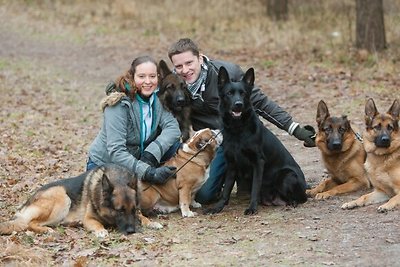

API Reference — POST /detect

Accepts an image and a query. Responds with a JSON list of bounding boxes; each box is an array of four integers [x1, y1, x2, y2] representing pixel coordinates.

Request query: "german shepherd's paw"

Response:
[[314, 192, 333, 200], [377, 202, 397, 213], [147, 221, 164, 230], [305, 189, 315, 197], [306, 189, 333, 200], [94, 229, 109, 238], [341, 201, 359, 210]]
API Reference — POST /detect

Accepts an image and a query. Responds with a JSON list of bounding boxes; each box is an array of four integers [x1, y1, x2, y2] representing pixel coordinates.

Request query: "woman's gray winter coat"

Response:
[[88, 92, 181, 179]]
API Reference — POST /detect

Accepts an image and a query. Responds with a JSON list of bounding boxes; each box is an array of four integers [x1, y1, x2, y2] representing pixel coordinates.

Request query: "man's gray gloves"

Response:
[[293, 125, 316, 147], [143, 166, 177, 184]]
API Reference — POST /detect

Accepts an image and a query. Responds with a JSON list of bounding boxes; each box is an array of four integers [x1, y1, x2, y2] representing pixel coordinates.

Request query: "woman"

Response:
[[87, 55, 181, 184]]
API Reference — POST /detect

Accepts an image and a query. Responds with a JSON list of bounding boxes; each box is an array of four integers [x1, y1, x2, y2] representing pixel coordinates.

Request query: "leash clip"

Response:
[[354, 132, 363, 143]]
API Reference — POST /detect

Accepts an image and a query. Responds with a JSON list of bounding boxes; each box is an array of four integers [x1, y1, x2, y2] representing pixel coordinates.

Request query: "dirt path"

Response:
[[1, 8, 399, 267]]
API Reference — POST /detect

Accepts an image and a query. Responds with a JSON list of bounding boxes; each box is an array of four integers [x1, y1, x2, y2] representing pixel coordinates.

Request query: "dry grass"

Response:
[[0, 238, 52, 266]]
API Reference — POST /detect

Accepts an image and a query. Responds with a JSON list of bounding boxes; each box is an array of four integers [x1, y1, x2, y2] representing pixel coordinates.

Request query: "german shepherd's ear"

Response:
[[365, 98, 378, 128], [242, 68, 255, 96], [102, 173, 114, 193], [342, 115, 351, 131], [387, 99, 400, 120], [127, 176, 138, 190], [159, 60, 172, 80], [218, 66, 230, 91], [316, 100, 330, 127]]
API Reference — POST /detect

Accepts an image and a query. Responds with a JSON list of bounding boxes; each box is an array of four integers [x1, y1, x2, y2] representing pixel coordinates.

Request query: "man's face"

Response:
[[170, 51, 203, 84]]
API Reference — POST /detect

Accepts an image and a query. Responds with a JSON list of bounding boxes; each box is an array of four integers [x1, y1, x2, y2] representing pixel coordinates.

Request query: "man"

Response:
[[168, 38, 315, 204]]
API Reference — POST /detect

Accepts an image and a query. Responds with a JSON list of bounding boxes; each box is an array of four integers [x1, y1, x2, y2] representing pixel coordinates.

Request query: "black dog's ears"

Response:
[[316, 100, 330, 126], [242, 68, 255, 87], [159, 60, 172, 80], [218, 66, 230, 90], [365, 98, 378, 127], [388, 99, 400, 120]]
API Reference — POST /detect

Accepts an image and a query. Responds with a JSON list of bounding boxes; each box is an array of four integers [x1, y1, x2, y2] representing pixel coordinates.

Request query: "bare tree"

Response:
[[266, 0, 288, 21], [356, 0, 386, 51]]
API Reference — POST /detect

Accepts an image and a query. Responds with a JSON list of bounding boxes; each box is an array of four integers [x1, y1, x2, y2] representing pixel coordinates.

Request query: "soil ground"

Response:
[[0, 2, 399, 266]]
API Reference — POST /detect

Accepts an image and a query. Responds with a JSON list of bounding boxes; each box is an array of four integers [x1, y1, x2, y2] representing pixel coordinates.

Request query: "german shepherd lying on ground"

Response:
[[206, 67, 308, 215], [158, 59, 192, 142], [0, 164, 139, 237], [307, 100, 370, 199], [342, 98, 400, 212], [139, 128, 220, 228]]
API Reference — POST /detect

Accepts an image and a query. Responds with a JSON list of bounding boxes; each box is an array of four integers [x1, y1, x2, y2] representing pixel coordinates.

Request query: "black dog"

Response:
[[206, 67, 307, 215], [158, 60, 192, 142]]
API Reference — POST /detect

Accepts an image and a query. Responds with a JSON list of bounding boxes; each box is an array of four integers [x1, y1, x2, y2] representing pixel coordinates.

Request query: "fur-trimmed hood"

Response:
[[100, 92, 127, 111]]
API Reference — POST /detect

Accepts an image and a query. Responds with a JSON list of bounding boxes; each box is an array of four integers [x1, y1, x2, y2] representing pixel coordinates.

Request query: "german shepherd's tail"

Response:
[[0, 218, 28, 235]]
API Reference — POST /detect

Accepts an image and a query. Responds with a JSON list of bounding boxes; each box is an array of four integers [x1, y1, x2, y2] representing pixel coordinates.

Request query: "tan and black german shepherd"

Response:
[[307, 100, 370, 199], [342, 98, 400, 212], [139, 128, 220, 228], [0, 164, 139, 237], [158, 59, 192, 142]]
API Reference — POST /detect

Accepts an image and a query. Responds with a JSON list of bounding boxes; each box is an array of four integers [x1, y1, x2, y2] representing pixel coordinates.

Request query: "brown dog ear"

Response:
[[159, 60, 172, 80], [388, 99, 400, 120], [316, 100, 330, 127], [102, 173, 114, 194], [365, 98, 378, 128]]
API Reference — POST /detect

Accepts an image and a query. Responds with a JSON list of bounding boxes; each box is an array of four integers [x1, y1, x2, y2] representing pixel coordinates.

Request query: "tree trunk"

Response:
[[356, 0, 386, 51], [266, 0, 288, 21]]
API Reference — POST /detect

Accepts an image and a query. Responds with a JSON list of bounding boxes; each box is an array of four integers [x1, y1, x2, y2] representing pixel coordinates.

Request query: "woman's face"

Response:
[[134, 61, 158, 97]]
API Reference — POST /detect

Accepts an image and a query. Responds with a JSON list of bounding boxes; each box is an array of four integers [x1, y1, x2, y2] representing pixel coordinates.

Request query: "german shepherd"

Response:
[[139, 128, 220, 228], [205, 67, 307, 215], [306, 100, 370, 199], [158, 59, 192, 142], [342, 98, 400, 212], [0, 164, 139, 237]]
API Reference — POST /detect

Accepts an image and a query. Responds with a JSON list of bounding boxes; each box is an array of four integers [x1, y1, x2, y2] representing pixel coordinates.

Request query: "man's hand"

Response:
[[293, 125, 316, 147], [143, 166, 177, 184]]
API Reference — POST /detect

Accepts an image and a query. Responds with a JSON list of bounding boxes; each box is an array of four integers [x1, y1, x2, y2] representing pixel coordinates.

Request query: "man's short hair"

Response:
[[168, 38, 200, 60]]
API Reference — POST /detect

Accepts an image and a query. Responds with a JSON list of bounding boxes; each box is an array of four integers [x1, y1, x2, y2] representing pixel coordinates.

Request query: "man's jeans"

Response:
[[195, 146, 226, 204]]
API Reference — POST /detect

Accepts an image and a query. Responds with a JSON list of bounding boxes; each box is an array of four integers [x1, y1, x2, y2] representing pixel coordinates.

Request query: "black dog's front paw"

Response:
[[204, 204, 225, 215], [244, 207, 258, 215]]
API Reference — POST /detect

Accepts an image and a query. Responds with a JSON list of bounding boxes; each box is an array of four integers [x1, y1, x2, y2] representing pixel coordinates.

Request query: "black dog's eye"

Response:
[[226, 91, 233, 96]]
